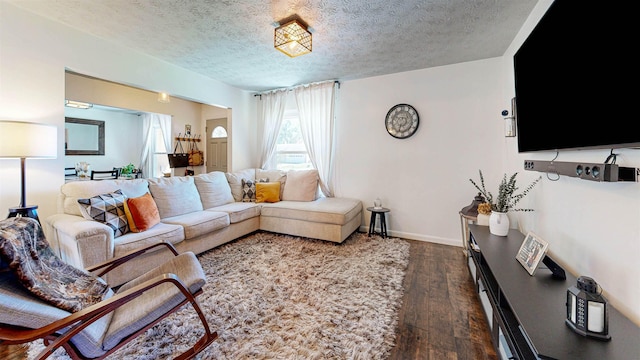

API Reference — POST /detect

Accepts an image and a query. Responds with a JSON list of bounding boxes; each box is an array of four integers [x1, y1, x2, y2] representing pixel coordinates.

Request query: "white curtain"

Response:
[[139, 112, 171, 178], [258, 89, 288, 169], [294, 81, 337, 197]]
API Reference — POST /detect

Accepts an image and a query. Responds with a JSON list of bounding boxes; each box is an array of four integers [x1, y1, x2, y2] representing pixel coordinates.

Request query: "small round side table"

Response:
[[367, 207, 390, 238]]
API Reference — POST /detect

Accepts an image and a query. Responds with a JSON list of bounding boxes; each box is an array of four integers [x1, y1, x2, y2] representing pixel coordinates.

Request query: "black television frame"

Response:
[[513, 0, 639, 153]]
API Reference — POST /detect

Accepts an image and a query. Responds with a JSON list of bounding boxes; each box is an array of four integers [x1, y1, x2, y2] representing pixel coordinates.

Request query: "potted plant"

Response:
[[469, 170, 541, 236], [121, 163, 136, 178]]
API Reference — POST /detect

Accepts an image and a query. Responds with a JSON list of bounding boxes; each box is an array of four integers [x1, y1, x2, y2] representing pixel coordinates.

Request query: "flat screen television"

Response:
[[513, 0, 638, 153]]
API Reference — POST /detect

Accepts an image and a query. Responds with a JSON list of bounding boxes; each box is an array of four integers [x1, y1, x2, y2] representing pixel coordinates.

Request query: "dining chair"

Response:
[[90, 168, 120, 180]]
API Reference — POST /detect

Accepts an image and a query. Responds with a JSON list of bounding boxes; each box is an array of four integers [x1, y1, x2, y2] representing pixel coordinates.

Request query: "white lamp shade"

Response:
[[0, 121, 57, 158]]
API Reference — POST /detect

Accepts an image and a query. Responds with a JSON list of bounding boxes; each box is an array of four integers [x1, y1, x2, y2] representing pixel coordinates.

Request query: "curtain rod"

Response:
[[253, 80, 340, 98]]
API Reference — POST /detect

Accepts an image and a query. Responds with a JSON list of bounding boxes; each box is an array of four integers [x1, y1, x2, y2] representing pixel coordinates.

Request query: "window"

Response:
[[211, 126, 227, 138], [268, 109, 312, 171], [151, 124, 170, 178]]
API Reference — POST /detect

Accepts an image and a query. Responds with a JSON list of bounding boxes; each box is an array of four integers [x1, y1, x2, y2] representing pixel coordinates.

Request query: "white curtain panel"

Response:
[[159, 115, 172, 157], [139, 113, 171, 178], [258, 89, 288, 169], [294, 81, 337, 197]]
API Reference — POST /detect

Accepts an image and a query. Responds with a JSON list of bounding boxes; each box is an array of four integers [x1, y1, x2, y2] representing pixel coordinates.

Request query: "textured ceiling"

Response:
[[8, 0, 538, 92]]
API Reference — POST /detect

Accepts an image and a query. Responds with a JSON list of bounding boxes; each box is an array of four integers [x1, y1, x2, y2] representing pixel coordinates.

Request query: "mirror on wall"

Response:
[[65, 117, 105, 155]]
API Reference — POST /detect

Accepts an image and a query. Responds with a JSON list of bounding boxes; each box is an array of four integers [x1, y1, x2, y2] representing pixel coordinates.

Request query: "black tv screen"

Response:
[[514, 0, 638, 152]]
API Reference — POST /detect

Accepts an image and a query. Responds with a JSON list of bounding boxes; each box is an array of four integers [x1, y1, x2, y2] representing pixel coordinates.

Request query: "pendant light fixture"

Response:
[[274, 16, 312, 58], [65, 100, 92, 109], [158, 92, 171, 103]]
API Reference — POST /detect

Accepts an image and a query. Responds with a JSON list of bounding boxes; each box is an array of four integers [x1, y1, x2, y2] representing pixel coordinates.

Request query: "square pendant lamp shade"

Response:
[[0, 121, 57, 222], [274, 18, 312, 57], [65, 100, 92, 109], [158, 92, 171, 103]]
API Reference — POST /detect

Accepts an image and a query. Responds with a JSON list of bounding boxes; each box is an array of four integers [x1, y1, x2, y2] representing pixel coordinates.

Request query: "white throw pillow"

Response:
[[195, 172, 235, 209], [147, 176, 203, 218], [282, 169, 319, 202], [257, 169, 287, 199], [225, 169, 256, 202]]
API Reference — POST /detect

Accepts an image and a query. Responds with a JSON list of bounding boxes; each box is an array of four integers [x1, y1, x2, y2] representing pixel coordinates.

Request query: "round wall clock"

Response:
[[385, 104, 419, 139]]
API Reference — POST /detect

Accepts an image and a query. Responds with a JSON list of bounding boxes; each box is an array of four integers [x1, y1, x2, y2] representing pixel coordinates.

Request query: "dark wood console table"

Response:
[[468, 225, 640, 359]]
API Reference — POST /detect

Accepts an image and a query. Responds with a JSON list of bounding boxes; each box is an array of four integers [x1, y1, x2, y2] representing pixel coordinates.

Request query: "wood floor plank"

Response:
[[429, 348, 459, 360], [389, 239, 496, 360], [0, 344, 29, 360], [389, 323, 430, 359], [428, 300, 457, 352]]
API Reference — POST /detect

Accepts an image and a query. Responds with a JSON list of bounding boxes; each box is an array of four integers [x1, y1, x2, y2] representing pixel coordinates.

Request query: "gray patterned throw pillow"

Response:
[[241, 178, 269, 202], [77, 189, 130, 237]]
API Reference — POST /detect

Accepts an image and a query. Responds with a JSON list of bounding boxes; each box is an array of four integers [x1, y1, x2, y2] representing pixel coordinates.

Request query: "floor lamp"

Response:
[[0, 121, 57, 223]]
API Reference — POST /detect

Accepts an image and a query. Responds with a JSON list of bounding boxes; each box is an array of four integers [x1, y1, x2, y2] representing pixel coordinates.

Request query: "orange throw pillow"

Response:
[[124, 192, 160, 232], [256, 182, 281, 203]]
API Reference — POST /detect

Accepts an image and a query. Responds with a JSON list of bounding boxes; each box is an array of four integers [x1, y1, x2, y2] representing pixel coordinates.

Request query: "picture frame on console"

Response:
[[516, 231, 549, 276]]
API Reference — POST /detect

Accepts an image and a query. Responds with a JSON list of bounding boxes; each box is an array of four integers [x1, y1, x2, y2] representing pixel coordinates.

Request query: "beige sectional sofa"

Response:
[[43, 169, 362, 287]]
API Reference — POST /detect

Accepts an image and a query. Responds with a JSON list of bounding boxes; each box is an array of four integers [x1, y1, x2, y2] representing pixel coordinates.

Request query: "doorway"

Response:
[[206, 118, 228, 173]]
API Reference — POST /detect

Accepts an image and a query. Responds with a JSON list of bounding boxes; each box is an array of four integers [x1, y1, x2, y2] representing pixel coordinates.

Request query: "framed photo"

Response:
[[185, 124, 192, 136], [516, 231, 549, 275]]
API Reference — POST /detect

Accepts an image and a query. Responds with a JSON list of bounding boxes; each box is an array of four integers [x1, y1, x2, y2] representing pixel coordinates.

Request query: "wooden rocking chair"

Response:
[[0, 217, 217, 360]]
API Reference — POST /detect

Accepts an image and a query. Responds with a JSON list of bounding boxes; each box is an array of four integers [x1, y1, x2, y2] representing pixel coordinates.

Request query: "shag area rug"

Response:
[[29, 231, 410, 359]]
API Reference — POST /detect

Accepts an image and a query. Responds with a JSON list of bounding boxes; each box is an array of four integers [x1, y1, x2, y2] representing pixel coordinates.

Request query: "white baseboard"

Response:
[[357, 226, 461, 248]]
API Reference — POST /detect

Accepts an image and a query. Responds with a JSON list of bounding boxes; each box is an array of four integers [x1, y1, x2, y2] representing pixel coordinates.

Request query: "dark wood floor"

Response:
[[0, 342, 28, 360], [389, 239, 497, 360], [1, 239, 496, 360]]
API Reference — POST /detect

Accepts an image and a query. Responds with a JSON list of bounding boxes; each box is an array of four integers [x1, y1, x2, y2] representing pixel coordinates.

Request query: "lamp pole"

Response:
[[19, 157, 27, 207], [8, 157, 40, 223]]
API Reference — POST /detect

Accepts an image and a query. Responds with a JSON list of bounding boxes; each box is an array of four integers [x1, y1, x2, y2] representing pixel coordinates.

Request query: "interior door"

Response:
[[206, 118, 228, 173]]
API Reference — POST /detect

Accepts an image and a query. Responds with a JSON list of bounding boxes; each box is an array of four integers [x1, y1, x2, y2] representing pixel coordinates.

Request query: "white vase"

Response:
[[374, 198, 382, 209], [476, 213, 490, 226], [489, 211, 509, 236]]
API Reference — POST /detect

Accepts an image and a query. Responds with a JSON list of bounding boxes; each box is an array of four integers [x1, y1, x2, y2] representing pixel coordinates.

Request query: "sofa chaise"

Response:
[[43, 169, 362, 287]]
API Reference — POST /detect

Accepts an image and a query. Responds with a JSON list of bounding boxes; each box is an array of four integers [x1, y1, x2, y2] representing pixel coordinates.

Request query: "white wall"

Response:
[[0, 3, 255, 221], [336, 59, 508, 244], [64, 107, 142, 171]]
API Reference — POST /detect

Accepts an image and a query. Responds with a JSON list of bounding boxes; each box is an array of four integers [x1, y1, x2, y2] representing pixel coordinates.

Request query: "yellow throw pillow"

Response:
[[256, 182, 281, 203]]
